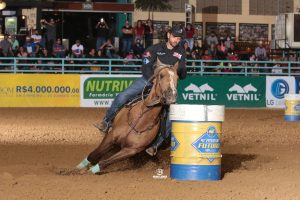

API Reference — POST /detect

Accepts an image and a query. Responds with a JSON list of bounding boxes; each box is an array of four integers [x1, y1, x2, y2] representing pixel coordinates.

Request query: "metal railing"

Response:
[[1, 57, 300, 76]]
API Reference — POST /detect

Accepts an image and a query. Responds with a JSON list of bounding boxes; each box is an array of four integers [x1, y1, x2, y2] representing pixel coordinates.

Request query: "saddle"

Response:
[[125, 86, 152, 107], [123, 86, 168, 138]]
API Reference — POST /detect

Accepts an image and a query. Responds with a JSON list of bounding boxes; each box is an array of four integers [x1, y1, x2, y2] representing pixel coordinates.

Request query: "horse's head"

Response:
[[151, 59, 179, 105]]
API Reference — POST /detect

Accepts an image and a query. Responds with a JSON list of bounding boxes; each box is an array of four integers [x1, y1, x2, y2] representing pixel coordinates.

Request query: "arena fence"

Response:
[[1, 57, 300, 76]]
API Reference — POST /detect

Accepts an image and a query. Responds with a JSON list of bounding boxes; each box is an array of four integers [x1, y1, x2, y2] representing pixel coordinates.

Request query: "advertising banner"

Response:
[[295, 77, 300, 93], [0, 74, 80, 107], [177, 76, 266, 107], [80, 75, 140, 107], [266, 76, 296, 108]]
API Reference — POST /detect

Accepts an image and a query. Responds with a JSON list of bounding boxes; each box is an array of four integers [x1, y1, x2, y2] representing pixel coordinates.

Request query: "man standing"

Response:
[[94, 24, 187, 155], [95, 18, 109, 51]]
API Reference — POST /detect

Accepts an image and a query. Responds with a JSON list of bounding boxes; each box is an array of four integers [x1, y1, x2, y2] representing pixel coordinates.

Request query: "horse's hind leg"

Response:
[[76, 134, 114, 170], [89, 147, 143, 174]]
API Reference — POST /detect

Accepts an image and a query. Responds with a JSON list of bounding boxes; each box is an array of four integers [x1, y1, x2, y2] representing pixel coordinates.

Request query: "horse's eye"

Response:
[[160, 74, 164, 79]]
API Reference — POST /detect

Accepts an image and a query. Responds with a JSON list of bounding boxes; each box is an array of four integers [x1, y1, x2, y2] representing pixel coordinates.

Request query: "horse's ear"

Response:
[[173, 61, 179, 71]]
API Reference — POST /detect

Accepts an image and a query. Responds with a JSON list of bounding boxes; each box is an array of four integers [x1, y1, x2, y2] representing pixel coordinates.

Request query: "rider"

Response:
[[94, 24, 187, 156]]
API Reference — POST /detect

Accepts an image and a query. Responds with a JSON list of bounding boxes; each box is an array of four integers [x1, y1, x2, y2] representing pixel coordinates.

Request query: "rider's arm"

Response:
[[141, 46, 157, 80], [177, 48, 187, 80]]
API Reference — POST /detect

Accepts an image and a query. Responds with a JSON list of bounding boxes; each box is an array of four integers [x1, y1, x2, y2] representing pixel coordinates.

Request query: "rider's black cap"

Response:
[[170, 24, 184, 38]]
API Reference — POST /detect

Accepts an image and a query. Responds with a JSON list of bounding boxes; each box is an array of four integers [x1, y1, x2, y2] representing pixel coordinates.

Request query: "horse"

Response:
[[76, 60, 179, 174]]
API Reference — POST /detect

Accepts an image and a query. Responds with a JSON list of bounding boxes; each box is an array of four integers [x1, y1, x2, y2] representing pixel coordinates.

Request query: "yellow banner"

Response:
[[0, 74, 80, 107]]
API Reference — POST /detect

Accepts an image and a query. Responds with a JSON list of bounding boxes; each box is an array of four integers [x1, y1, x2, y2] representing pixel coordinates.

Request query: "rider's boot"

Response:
[[145, 134, 165, 156], [145, 145, 158, 156], [94, 119, 111, 134]]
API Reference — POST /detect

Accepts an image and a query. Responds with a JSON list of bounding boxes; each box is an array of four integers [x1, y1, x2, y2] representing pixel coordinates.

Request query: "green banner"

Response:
[[177, 76, 266, 107], [83, 77, 135, 99]]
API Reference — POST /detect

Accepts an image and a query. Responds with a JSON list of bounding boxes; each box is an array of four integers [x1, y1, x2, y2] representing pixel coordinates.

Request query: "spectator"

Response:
[[183, 40, 192, 60], [31, 29, 42, 45], [208, 44, 217, 59], [0, 34, 14, 57], [185, 23, 195, 50], [255, 42, 268, 61], [52, 38, 66, 58], [37, 48, 54, 70], [71, 40, 84, 58], [16, 46, 29, 70], [123, 49, 137, 69], [144, 19, 153, 48], [191, 40, 202, 58], [34, 43, 42, 58], [9, 35, 19, 55], [121, 20, 134, 57], [227, 43, 236, 55], [95, 18, 109, 51], [100, 38, 118, 58], [206, 31, 219, 49], [132, 38, 145, 59], [271, 63, 283, 74], [41, 18, 60, 52], [85, 48, 98, 71], [216, 40, 226, 60], [134, 20, 145, 45], [23, 36, 36, 57], [224, 35, 233, 51]]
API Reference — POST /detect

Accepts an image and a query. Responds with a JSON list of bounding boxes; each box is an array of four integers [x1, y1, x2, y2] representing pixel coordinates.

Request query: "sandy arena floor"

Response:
[[0, 108, 299, 200]]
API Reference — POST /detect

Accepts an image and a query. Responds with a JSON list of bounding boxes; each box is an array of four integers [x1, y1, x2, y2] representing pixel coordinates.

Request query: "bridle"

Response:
[[141, 65, 173, 107], [127, 64, 175, 134]]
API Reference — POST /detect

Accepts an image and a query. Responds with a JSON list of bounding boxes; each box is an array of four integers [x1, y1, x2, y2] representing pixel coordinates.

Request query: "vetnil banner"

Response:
[[177, 76, 266, 107]]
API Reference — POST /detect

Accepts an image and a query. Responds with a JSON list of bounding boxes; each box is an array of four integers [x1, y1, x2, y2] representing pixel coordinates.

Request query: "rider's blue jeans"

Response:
[[104, 76, 150, 122], [151, 115, 171, 148]]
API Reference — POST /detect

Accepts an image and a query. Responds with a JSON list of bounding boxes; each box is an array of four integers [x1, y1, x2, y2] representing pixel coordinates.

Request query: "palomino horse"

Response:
[[76, 60, 179, 174]]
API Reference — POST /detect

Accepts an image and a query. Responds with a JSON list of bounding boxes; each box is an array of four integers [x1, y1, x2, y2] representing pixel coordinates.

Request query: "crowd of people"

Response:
[[0, 17, 286, 74]]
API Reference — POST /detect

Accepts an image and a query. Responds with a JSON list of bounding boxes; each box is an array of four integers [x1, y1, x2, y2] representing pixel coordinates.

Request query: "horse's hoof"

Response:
[[89, 164, 101, 174], [76, 158, 91, 170]]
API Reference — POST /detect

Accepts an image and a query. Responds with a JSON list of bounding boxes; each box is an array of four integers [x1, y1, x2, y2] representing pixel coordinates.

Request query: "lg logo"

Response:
[[271, 79, 289, 99]]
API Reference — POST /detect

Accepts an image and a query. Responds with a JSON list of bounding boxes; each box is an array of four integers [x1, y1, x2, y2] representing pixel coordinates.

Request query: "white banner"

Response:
[[80, 75, 140, 107], [266, 76, 296, 108]]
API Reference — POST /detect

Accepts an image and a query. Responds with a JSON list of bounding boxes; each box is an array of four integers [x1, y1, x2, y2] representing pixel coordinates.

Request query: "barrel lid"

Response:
[[169, 104, 225, 122]]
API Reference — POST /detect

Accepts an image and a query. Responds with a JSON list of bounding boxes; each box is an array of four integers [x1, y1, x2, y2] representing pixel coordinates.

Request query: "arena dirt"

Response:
[[0, 108, 299, 200]]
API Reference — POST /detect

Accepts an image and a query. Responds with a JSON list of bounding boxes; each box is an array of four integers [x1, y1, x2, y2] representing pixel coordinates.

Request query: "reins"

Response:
[[127, 65, 173, 134], [141, 65, 172, 107]]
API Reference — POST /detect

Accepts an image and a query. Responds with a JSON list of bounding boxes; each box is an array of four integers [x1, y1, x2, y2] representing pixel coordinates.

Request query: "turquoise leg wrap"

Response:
[[76, 158, 90, 170], [89, 164, 101, 174]]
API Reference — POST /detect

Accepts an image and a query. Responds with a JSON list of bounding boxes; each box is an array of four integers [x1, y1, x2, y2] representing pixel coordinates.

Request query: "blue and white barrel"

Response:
[[284, 94, 300, 121], [169, 104, 225, 181]]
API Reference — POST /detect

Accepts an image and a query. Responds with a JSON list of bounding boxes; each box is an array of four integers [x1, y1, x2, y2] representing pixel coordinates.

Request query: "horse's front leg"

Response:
[[89, 147, 143, 174], [76, 133, 114, 170]]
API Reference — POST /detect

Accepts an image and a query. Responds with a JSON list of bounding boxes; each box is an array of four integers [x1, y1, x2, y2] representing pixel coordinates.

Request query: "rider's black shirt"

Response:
[[141, 41, 187, 80]]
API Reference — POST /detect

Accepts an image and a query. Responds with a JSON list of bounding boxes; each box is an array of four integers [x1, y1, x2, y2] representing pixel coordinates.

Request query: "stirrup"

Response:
[[145, 146, 158, 156]]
